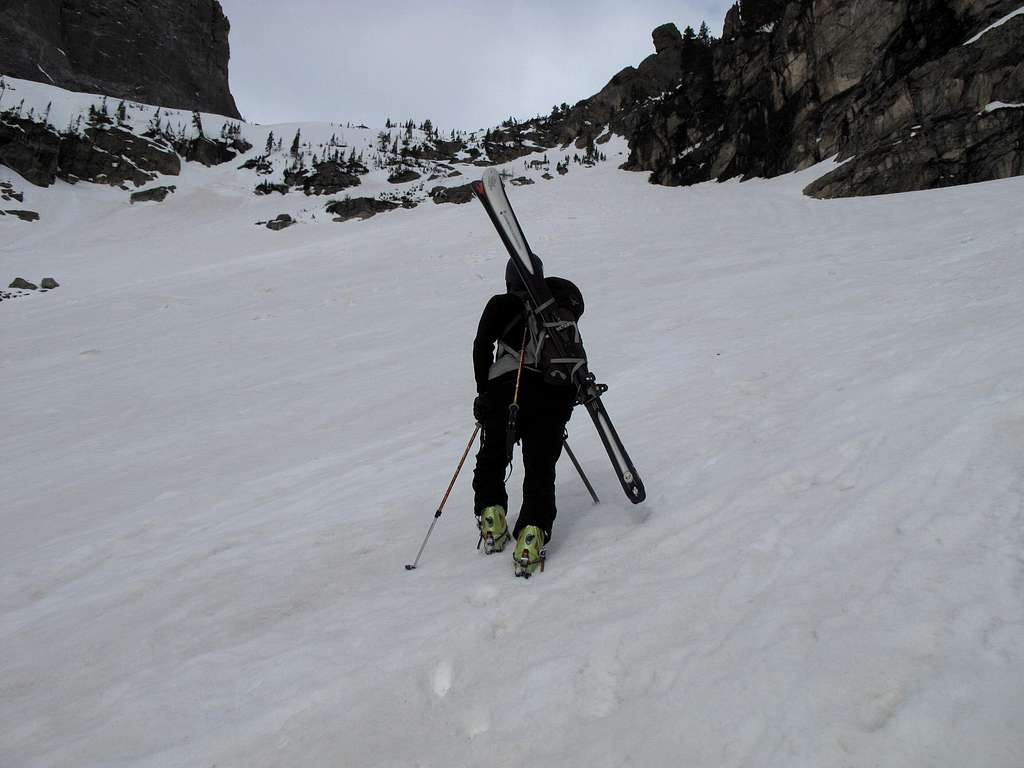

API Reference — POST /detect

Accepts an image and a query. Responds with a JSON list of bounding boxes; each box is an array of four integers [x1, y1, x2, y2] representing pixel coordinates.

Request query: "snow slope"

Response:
[[2, 137, 1023, 767]]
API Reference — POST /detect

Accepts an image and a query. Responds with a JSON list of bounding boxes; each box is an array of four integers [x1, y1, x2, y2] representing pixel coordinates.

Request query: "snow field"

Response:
[[2, 144, 1023, 767]]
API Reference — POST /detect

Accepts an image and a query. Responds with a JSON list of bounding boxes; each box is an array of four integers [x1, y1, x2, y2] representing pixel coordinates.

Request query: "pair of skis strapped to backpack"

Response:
[[471, 169, 646, 504]]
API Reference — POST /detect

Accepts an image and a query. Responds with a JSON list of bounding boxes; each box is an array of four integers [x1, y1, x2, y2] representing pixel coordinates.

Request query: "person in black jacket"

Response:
[[472, 259, 578, 569]]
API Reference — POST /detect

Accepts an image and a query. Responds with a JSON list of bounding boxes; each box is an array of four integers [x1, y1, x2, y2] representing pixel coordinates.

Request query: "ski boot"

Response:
[[477, 505, 510, 554], [513, 526, 546, 578]]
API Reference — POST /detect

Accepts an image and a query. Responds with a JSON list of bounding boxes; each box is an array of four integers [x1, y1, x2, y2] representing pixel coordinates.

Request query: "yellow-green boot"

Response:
[[477, 505, 510, 554], [513, 525, 546, 578]]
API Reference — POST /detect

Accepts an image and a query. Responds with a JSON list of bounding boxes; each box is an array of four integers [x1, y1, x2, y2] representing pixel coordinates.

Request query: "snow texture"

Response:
[[2, 86, 1024, 768], [963, 6, 1024, 44], [981, 100, 1024, 113]]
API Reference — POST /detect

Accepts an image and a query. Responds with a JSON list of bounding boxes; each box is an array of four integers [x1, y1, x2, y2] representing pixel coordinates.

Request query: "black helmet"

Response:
[[505, 255, 543, 293]]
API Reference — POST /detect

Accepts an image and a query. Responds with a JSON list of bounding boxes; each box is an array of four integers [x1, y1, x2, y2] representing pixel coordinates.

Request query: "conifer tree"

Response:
[[698, 21, 712, 45], [265, 130, 275, 154], [290, 129, 301, 157]]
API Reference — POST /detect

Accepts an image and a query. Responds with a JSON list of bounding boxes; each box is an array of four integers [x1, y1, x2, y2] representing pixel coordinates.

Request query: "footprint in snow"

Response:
[[432, 660, 453, 698], [467, 583, 499, 606]]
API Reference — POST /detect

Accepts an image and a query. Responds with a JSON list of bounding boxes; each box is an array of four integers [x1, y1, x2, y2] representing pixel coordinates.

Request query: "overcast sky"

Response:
[[218, 0, 736, 131]]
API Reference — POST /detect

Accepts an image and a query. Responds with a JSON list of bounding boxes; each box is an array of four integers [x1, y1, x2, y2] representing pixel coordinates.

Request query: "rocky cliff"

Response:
[[560, 0, 1024, 197], [0, 0, 240, 119]]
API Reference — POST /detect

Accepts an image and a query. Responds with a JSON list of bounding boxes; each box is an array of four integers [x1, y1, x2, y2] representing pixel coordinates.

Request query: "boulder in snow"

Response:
[[326, 197, 400, 222], [4, 210, 40, 222], [265, 214, 295, 231], [130, 185, 177, 204], [429, 182, 475, 205], [388, 168, 422, 184]]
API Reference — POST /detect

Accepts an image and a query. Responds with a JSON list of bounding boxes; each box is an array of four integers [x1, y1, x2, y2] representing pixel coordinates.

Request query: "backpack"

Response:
[[524, 277, 588, 388]]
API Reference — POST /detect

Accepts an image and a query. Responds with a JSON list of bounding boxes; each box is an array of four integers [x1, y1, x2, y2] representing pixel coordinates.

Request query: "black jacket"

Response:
[[472, 293, 528, 393]]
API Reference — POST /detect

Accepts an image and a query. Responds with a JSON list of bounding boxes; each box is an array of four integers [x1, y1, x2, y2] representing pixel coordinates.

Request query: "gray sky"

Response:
[[219, 0, 736, 130]]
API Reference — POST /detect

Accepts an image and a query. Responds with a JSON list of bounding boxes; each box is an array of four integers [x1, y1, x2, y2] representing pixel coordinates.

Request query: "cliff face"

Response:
[[569, 0, 1024, 197], [0, 0, 240, 119]]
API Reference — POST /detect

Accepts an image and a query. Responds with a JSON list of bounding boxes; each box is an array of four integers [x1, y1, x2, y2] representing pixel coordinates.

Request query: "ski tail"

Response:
[[584, 397, 646, 502], [471, 174, 543, 280]]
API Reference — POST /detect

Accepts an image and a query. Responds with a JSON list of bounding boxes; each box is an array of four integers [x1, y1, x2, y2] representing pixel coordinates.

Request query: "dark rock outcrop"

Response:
[[481, 140, 538, 165], [326, 197, 400, 222], [281, 159, 366, 196], [58, 131, 156, 187], [0, 117, 62, 186], [131, 185, 176, 204], [0, 0, 240, 118], [388, 168, 422, 184], [9, 277, 37, 289], [599, 1, 1024, 197], [265, 214, 294, 231], [255, 181, 290, 196], [40, 277, 59, 289], [429, 182, 476, 204], [3, 209, 40, 221], [0, 110, 254, 188], [804, 7, 1024, 197], [302, 160, 363, 195], [1, 180, 24, 202], [85, 127, 180, 176], [185, 136, 237, 167]]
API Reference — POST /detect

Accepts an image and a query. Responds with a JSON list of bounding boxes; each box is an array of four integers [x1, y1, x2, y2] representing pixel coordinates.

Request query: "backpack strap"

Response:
[[488, 304, 538, 380]]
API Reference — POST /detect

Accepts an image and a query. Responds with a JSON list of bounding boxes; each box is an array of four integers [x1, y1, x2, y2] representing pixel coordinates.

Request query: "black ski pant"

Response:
[[473, 373, 574, 541]]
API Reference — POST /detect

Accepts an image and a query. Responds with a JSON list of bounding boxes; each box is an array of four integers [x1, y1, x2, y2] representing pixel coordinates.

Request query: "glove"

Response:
[[473, 394, 488, 423]]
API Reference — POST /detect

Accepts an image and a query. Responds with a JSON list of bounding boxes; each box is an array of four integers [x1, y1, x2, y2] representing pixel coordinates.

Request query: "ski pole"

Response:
[[405, 424, 481, 571], [563, 432, 599, 504], [506, 326, 529, 461]]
